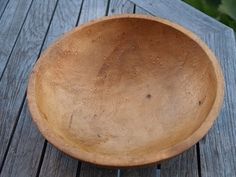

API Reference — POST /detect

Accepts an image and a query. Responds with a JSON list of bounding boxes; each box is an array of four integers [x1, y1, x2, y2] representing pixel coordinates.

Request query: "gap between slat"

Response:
[[75, 0, 85, 26], [133, 4, 136, 13], [197, 143, 202, 177], [76, 162, 82, 177], [35, 141, 48, 177], [105, 0, 111, 17]]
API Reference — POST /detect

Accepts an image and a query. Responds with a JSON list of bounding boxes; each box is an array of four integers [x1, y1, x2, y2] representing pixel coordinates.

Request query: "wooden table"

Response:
[[0, 0, 235, 176]]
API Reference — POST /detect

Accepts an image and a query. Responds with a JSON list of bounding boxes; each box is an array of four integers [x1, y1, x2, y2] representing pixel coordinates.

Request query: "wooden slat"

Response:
[[0, 0, 9, 18], [42, 0, 84, 50], [0, 102, 45, 177], [39, 144, 79, 177], [135, 6, 151, 15], [0, 0, 33, 77], [0, 0, 58, 172], [79, 163, 117, 177], [160, 147, 198, 177], [199, 30, 236, 177], [108, 0, 134, 15], [0, 0, 84, 177], [120, 167, 156, 177], [78, 0, 109, 25]]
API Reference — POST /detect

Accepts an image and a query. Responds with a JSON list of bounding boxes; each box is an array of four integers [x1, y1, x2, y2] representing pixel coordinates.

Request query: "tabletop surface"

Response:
[[0, 0, 235, 177]]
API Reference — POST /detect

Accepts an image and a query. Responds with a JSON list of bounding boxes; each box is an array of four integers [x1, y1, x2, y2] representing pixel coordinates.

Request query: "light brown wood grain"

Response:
[[27, 15, 224, 167]]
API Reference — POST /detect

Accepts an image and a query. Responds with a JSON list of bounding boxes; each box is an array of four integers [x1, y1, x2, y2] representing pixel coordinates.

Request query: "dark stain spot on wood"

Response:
[[146, 94, 151, 99], [199, 96, 206, 106], [93, 114, 97, 118], [97, 134, 101, 138], [69, 114, 74, 128], [97, 63, 109, 77]]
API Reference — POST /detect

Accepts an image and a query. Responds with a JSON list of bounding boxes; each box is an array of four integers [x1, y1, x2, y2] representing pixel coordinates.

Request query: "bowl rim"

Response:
[[27, 14, 225, 167]]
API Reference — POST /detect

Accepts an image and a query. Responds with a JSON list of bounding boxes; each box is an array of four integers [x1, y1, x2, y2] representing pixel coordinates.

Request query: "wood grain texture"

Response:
[[39, 144, 79, 177], [120, 167, 156, 177], [0, 0, 58, 171], [160, 147, 198, 177], [135, 3, 199, 177], [135, 5, 151, 15], [108, 0, 134, 15], [0, 102, 45, 177], [78, 0, 109, 25], [0, 0, 9, 19], [42, 0, 83, 50], [199, 30, 236, 177], [0, 0, 84, 177], [79, 163, 117, 177], [0, 0, 33, 77]]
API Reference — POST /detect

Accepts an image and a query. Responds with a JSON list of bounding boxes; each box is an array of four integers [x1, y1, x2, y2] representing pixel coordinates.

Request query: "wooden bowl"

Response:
[[27, 15, 224, 167]]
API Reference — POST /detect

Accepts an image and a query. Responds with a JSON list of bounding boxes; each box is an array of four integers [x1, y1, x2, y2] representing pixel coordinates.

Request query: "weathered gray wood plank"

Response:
[[42, 0, 83, 49], [0, 102, 45, 177], [199, 30, 236, 177], [0, 0, 9, 19], [135, 6, 151, 15], [0, 0, 84, 177], [0, 0, 58, 172], [78, 0, 109, 25], [108, 0, 134, 15], [120, 167, 157, 177], [79, 163, 117, 177], [160, 147, 198, 177], [39, 144, 79, 177], [0, 0, 33, 78]]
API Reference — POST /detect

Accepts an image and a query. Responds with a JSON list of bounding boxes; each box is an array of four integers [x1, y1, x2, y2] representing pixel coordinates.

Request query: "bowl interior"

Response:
[[32, 17, 218, 164]]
